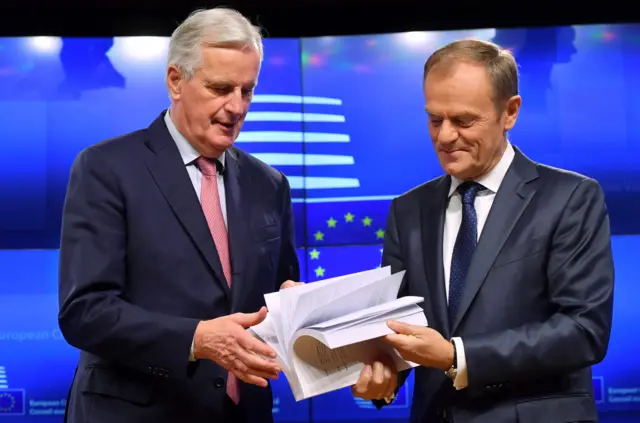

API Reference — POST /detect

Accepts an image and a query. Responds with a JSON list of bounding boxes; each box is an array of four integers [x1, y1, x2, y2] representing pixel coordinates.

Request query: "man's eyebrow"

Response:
[[425, 108, 479, 117], [203, 79, 256, 89], [203, 79, 231, 86]]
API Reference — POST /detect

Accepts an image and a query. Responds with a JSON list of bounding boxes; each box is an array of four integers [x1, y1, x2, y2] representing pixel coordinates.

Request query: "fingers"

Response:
[[371, 361, 397, 399], [280, 280, 304, 289], [231, 368, 269, 388], [352, 364, 372, 398], [230, 356, 279, 382], [229, 306, 269, 328], [237, 330, 277, 359], [245, 367, 280, 381], [381, 362, 397, 398], [371, 361, 385, 394], [351, 361, 395, 400], [382, 333, 409, 349], [387, 319, 415, 335], [227, 346, 280, 388], [235, 346, 281, 375]]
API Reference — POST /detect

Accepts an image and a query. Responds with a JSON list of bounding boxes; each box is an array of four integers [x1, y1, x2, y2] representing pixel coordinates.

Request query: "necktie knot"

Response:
[[196, 156, 222, 176], [456, 181, 485, 205]]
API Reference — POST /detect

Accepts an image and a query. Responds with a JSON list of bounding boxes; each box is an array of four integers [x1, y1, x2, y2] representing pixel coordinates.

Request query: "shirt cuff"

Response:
[[451, 337, 468, 390], [189, 337, 196, 362]]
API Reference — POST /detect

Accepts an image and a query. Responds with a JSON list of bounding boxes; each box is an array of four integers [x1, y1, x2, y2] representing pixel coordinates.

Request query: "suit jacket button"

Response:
[[215, 377, 225, 388]]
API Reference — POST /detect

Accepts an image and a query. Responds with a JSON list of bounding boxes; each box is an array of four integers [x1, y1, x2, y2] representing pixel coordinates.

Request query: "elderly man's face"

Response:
[[167, 45, 261, 158], [424, 61, 520, 180]]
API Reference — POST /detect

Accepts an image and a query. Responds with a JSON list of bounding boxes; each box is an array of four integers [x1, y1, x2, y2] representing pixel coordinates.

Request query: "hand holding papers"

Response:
[[248, 266, 428, 401]]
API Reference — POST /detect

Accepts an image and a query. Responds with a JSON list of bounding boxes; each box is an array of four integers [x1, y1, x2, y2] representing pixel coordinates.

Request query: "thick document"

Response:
[[248, 266, 428, 401]]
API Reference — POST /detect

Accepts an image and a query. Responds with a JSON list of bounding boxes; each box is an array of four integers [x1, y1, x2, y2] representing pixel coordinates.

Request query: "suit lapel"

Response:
[[143, 113, 230, 298], [451, 147, 539, 334], [420, 176, 451, 339], [223, 147, 250, 311]]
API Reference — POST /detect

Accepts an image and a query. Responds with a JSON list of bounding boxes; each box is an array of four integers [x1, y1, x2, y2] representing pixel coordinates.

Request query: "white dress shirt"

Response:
[[163, 110, 228, 361], [445, 142, 515, 389]]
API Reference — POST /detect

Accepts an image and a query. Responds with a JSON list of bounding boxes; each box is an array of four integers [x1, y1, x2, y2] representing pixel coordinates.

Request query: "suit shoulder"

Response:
[[394, 175, 448, 205], [70, 129, 147, 175], [76, 128, 147, 163], [536, 163, 602, 192]]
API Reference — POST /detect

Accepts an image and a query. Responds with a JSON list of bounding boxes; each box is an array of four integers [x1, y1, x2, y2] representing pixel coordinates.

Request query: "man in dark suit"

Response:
[[351, 39, 614, 423], [58, 7, 301, 423]]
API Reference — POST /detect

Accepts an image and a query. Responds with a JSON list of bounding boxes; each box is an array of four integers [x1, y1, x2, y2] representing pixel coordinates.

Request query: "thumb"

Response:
[[230, 306, 268, 328], [387, 320, 414, 335]]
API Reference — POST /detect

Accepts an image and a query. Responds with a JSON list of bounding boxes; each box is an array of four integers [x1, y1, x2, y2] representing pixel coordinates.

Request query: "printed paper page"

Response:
[[283, 270, 405, 351], [279, 267, 394, 350], [307, 295, 424, 330], [267, 268, 387, 356], [320, 307, 428, 349], [248, 314, 303, 397], [288, 335, 418, 401]]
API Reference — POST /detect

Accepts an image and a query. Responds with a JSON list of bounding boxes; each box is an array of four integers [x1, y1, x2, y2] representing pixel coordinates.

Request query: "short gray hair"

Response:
[[167, 7, 263, 79]]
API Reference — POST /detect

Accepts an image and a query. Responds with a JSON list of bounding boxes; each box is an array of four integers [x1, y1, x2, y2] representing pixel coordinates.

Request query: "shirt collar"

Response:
[[448, 141, 515, 197], [164, 109, 226, 169]]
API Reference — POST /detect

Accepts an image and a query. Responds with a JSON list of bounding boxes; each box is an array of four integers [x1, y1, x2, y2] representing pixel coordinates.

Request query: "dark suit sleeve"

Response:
[[276, 173, 300, 289], [463, 178, 614, 387], [373, 199, 413, 409], [58, 147, 200, 380]]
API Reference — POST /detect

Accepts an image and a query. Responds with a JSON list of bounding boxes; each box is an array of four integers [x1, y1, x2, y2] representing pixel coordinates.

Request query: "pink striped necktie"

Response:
[[196, 156, 240, 404]]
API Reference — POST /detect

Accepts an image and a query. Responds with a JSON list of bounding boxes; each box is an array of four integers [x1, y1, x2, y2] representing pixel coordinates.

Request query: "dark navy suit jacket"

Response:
[[375, 147, 614, 423], [58, 112, 299, 423]]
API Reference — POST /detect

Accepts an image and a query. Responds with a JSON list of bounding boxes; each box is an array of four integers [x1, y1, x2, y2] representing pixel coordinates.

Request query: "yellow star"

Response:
[[362, 216, 372, 227], [314, 266, 326, 278], [327, 217, 337, 228], [314, 231, 324, 241], [344, 212, 355, 223], [376, 229, 385, 239], [309, 248, 320, 259]]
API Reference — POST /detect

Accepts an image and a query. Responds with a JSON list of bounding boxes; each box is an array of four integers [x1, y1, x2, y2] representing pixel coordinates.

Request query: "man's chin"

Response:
[[441, 161, 472, 180], [198, 135, 235, 157]]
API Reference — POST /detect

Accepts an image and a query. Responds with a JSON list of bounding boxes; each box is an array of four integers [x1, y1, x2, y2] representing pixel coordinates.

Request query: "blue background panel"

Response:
[[1, 234, 638, 421], [1, 24, 640, 422], [300, 25, 640, 239], [0, 37, 306, 249]]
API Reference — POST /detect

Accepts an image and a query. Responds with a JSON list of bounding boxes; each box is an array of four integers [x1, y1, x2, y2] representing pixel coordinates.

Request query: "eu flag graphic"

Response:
[[236, 93, 394, 246], [304, 244, 383, 281], [0, 389, 25, 415], [306, 201, 391, 246]]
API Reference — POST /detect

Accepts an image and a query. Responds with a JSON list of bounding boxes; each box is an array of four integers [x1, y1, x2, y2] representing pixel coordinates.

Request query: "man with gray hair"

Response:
[[58, 7, 301, 423]]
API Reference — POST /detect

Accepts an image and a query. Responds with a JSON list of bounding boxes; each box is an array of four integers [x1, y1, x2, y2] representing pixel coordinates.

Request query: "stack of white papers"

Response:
[[248, 266, 428, 401]]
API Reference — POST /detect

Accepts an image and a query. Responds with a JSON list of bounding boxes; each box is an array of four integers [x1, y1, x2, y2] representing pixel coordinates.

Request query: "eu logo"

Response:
[[0, 390, 25, 415]]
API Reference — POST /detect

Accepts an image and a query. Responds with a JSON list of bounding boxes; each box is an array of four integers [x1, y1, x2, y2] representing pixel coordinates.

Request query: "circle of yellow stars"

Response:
[[0, 392, 17, 412], [310, 212, 385, 279]]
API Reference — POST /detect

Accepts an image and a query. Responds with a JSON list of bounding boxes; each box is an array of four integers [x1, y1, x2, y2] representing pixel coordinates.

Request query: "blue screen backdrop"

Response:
[[1, 23, 639, 422], [300, 24, 640, 244], [1, 237, 639, 421]]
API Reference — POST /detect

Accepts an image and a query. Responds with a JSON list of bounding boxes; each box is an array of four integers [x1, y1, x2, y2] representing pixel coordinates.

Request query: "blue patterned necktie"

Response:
[[448, 181, 486, 329]]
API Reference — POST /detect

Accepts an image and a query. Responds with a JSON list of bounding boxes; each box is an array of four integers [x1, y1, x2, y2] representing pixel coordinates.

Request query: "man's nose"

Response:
[[437, 120, 458, 144], [225, 89, 244, 116]]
